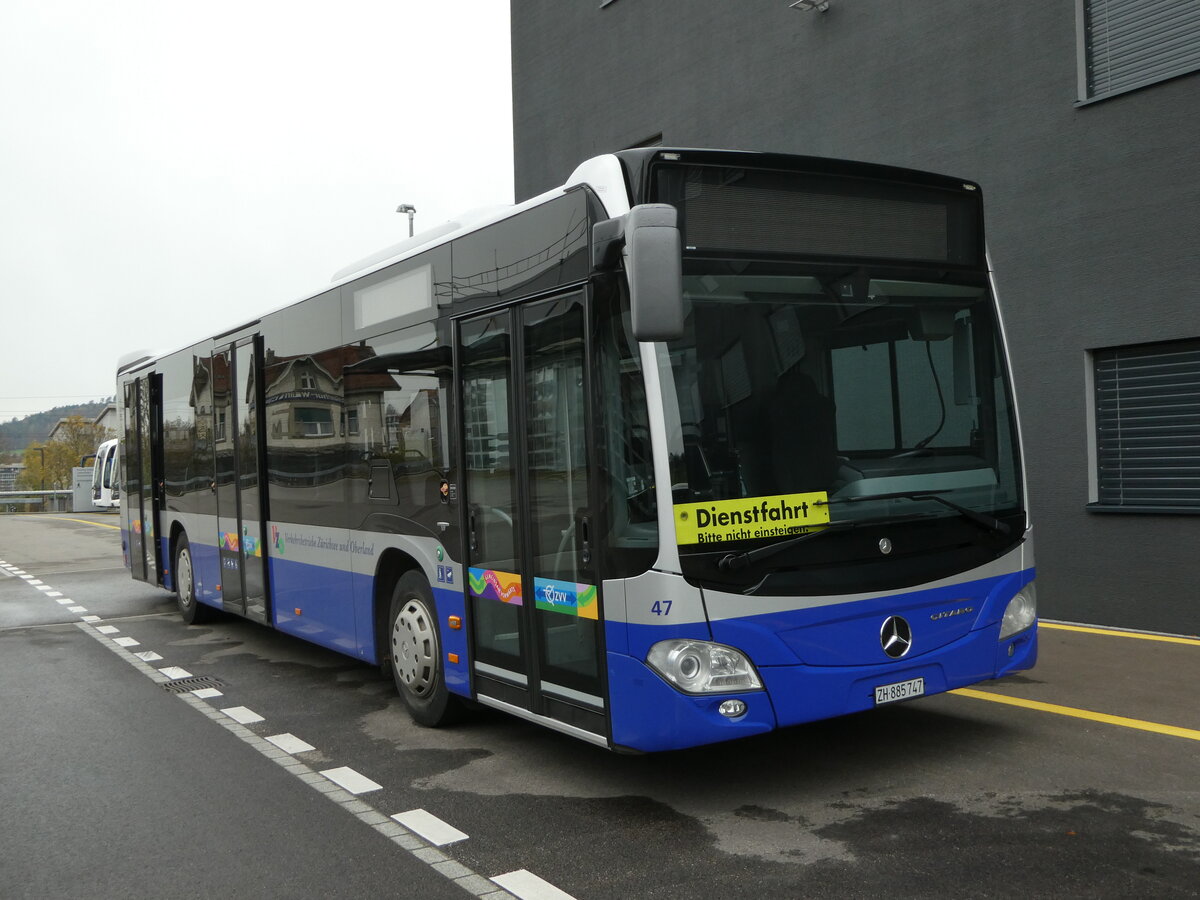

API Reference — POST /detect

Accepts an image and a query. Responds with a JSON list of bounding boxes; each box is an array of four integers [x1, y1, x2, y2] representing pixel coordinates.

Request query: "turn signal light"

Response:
[[448, 615, 462, 630]]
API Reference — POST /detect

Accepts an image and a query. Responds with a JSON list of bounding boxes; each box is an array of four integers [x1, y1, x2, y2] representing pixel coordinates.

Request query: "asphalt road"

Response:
[[2, 513, 1198, 899]]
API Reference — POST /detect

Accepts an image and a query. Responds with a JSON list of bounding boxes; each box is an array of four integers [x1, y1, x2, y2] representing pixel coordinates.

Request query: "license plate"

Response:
[[875, 677, 925, 705]]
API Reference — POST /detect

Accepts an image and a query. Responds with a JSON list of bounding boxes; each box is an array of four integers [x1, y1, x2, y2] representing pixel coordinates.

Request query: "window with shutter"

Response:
[[1079, 0, 1200, 103], [1091, 339, 1200, 512]]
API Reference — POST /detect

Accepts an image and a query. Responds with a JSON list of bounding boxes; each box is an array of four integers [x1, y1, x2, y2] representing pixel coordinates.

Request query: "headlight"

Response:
[[999, 582, 1037, 640], [646, 639, 762, 693]]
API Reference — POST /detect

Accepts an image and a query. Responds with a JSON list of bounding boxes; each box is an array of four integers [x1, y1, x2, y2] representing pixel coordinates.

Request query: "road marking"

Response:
[[113, 636, 140, 647], [36, 516, 122, 531], [68, 606, 87, 613], [492, 869, 578, 900], [96, 625, 120, 634], [57, 598, 75, 606], [221, 706, 265, 725], [266, 733, 316, 755], [951, 687, 1200, 742], [134, 651, 164, 662], [191, 687, 223, 699], [1040, 621, 1200, 647], [29, 579, 44, 585], [81, 615, 102, 623], [391, 809, 469, 846], [73, 623, 518, 900], [319, 766, 383, 795], [47, 591, 64, 597], [159, 666, 193, 680]]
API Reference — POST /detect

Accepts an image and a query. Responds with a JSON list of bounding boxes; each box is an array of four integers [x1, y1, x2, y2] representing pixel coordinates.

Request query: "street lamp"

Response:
[[396, 203, 417, 237]]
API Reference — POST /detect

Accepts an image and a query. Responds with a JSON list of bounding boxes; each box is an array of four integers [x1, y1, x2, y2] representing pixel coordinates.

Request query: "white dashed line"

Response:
[[158, 666, 193, 680], [69, 621, 521, 899], [57, 598, 76, 606], [96, 625, 120, 635], [220, 706, 265, 725], [68, 606, 87, 613], [266, 733, 316, 755], [113, 637, 140, 647], [46, 591, 63, 597], [391, 809, 469, 846], [491, 870, 578, 900], [81, 615, 102, 623], [319, 766, 382, 795]]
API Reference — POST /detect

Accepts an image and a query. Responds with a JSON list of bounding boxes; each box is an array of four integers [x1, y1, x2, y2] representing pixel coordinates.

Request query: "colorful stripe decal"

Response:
[[468, 567, 523, 605], [534, 577, 598, 619]]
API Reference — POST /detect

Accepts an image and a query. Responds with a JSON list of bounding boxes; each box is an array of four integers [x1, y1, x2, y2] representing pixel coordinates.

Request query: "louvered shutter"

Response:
[[1093, 341, 1200, 510], [1083, 0, 1200, 100]]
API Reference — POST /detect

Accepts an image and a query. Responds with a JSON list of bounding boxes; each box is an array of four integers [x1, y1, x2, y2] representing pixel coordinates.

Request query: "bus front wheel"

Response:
[[388, 571, 460, 727]]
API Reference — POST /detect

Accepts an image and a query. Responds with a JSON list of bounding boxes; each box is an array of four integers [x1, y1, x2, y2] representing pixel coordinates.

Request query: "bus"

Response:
[[91, 438, 120, 510], [117, 148, 1036, 753]]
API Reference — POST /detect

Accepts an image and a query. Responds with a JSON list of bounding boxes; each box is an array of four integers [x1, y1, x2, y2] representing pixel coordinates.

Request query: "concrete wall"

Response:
[[511, 0, 1200, 634]]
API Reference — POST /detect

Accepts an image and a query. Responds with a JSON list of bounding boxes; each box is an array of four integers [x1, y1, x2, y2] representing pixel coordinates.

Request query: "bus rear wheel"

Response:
[[389, 571, 461, 727], [175, 533, 214, 625]]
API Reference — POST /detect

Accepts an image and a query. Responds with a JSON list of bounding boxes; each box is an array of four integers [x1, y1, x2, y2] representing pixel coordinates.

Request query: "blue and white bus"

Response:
[[91, 438, 120, 510], [117, 148, 1036, 752]]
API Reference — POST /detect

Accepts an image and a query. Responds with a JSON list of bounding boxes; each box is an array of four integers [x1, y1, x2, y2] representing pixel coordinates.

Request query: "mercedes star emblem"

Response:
[[880, 615, 913, 658]]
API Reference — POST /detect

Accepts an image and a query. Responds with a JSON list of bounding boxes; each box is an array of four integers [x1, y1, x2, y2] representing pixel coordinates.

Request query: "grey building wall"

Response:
[[510, 0, 1200, 635]]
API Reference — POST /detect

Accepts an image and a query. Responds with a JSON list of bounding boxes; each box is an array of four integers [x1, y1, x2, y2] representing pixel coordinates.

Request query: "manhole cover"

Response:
[[161, 675, 225, 694]]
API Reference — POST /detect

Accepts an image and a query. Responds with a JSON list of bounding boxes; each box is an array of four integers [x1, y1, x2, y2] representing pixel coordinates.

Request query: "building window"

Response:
[[1089, 338, 1200, 513], [295, 407, 334, 437], [1077, 0, 1200, 104]]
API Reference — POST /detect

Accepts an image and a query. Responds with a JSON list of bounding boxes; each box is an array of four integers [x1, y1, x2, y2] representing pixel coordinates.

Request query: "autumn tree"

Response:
[[17, 416, 113, 491]]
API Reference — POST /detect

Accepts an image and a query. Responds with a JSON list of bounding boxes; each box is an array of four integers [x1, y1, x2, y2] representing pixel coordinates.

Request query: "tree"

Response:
[[17, 416, 112, 491]]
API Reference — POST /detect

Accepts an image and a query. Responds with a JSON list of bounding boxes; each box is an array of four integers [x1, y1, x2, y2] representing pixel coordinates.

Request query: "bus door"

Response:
[[212, 337, 270, 623], [123, 373, 163, 584], [459, 292, 607, 740]]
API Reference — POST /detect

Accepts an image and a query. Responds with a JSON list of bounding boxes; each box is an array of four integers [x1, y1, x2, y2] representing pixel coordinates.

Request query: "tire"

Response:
[[175, 533, 214, 625], [388, 571, 461, 727]]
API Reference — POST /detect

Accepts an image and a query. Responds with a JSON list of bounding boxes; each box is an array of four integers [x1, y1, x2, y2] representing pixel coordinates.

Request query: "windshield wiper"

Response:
[[715, 513, 932, 571], [819, 490, 1012, 536]]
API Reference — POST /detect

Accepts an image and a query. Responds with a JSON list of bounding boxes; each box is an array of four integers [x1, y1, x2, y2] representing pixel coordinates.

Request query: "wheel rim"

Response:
[[392, 598, 438, 698], [177, 547, 194, 609]]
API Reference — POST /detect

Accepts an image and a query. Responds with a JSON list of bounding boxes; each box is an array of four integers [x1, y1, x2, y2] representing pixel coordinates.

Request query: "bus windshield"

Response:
[[660, 263, 1024, 589]]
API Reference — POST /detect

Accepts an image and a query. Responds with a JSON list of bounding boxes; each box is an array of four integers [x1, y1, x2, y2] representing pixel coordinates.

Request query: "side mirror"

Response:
[[623, 204, 684, 342]]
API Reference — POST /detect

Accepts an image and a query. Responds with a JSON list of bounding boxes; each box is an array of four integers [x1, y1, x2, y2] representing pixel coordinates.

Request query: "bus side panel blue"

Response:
[[190, 538, 223, 609], [271, 557, 360, 656], [159, 536, 173, 590], [607, 652, 775, 752], [433, 584, 470, 697]]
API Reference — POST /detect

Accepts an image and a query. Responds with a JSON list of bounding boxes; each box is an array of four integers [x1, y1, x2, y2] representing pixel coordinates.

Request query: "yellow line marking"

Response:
[[951, 687, 1200, 742], [1040, 621, 1200, 647], [19, 516, 122, 531]]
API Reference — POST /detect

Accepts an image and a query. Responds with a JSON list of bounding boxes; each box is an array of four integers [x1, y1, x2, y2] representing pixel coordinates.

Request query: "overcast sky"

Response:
[[0, 1, 513, 424]]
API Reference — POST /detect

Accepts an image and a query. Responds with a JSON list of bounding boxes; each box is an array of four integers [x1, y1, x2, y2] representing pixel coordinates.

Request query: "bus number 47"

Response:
[[651, 600, 673, 616]]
